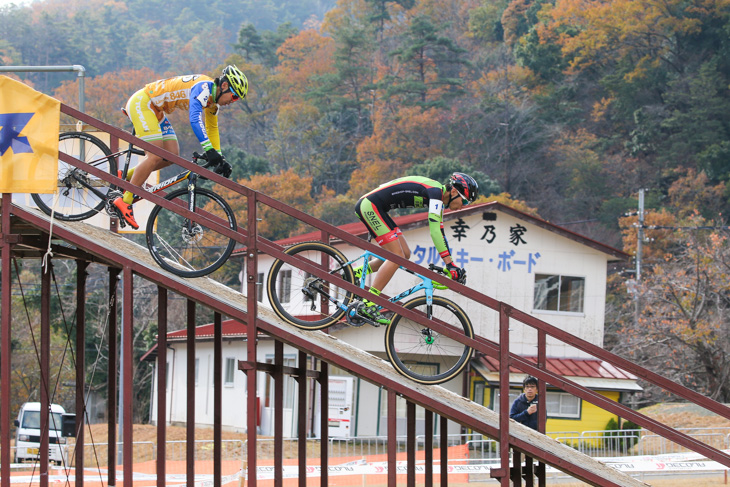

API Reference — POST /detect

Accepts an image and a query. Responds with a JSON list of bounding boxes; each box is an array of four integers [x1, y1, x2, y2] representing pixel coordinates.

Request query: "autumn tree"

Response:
[[366, 0, 415, 39], [220, 169, 317, 240], [53, 68, 160, 126], [611, 221, 730, 403], [236, 22, 299, 68], [319, 5, 378, 141], [383, 14, 469, 108]]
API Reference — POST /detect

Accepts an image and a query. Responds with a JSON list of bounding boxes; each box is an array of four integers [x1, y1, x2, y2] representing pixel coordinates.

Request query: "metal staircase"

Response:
[[1, 103, 729, 487]]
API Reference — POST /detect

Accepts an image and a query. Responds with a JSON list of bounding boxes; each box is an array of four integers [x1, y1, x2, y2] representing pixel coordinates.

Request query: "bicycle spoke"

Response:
[[386, 296, 473, 384], [146, 188, 237, 278], [32, 132, 116, 222], [266, 242, 355, 329]]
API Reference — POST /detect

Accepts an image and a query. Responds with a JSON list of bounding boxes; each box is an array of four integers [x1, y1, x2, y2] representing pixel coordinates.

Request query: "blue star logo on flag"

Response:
[[0, 112, 34, 156]]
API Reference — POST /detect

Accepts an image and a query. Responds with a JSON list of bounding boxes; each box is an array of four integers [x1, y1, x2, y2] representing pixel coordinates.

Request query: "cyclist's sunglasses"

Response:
[[455, 188, 469, 205], [223, 86, 240, 101]]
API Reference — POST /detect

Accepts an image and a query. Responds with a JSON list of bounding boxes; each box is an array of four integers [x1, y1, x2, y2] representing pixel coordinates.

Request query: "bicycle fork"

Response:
[[181, 175, 202, 242]]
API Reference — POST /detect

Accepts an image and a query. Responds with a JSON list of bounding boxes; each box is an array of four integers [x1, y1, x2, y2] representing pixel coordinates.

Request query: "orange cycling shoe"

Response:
[[112, 197, 139, 229]]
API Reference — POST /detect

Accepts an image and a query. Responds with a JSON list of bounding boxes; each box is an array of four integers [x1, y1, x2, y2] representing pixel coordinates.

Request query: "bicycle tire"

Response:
[[266, 241, 356, 330], [32, 132, 117, 221], [385, 296, 474, 385], [146, 187, 237, 278]]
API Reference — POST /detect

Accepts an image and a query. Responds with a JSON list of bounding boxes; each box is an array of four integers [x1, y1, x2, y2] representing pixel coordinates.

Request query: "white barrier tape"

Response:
[[6, 470, 242, 485], [598, 449, 730, 464], [251, 459, 730, 480], [606, 460, 730, 473], [252, 464, 493, 480]]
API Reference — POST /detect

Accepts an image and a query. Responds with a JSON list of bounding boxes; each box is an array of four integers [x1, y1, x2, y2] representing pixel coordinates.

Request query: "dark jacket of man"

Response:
[[509, 393, 538, 430]]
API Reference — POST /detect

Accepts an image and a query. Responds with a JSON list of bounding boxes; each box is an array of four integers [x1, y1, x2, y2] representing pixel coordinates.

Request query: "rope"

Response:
[[41, 192, 60, 272], [12, 257, 117, 486]]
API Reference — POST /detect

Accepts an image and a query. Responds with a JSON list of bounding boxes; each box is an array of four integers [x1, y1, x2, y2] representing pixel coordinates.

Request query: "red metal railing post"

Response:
[[246, 190, 259, 486], [186, 299, 196, 486], [388, 389, 397, 487], [274, 340, 284, 487], [407, 401, 416, 487], [75, 260, 88, 487], [107, 268, 119, 486], [320, 361, 329, 487], [440, 416, 448, 487], [157, 287, 167, 487], [123, 267, 134, 487], [499, 303, 510, 487], [41, 257, 50, 487], [1, 194, 13, 487], [537, 330, 547, 485], [425, 409, 433, 487], [297, 351, 308, 486], [214, 312, 222, 487]]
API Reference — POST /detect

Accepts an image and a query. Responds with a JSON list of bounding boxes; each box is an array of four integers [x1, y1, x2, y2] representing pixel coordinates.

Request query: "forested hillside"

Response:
[[3, 0, 730, 411]]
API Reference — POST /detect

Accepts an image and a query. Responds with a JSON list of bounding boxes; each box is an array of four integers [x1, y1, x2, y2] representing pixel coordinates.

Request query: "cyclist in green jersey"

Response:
[[354, 173, 479, 324]]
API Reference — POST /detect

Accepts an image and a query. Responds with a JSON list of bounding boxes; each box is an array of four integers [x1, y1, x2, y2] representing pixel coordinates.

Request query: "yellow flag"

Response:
[[0, 76, 60, 193]]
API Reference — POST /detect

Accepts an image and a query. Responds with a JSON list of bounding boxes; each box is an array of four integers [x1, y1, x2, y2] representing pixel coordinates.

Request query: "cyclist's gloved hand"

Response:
[[445, 262, 466, 283], [205, 148, 224, 168], [215, 157, 232, 178]]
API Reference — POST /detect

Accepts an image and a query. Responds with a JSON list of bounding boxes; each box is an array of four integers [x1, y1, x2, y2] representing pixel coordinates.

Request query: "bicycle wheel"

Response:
[[32, 132, 117, 221], [267, 241, 356, 330], [146, 187, 237, 278], [385, 296, 474, 385]]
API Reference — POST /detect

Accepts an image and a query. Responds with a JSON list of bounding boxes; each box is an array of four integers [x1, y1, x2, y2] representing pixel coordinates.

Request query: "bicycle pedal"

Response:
[[345, 302, 370, 327], [104, 191, 124, 217]]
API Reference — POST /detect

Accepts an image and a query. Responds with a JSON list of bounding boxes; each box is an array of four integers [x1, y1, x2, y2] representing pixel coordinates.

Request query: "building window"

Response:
[[534, 274, 585, 313], [474, 382, 486, 407], [257, 272, 264, 302], [225, 358, 236, 386], [195, 358, 200, 386], [492, 388, 581, 419], [491, 389, 522, 415], [279, 270, 292, 304], [546, 392, 581, 418]]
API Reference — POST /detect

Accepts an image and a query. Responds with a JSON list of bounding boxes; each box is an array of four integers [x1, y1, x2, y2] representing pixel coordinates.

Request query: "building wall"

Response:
[[157, 207, 617, 436], [547, 390, 620, 433], [253, 208, 611, 358], [473, 379, 621, 435], [150, 339, 302, 434]]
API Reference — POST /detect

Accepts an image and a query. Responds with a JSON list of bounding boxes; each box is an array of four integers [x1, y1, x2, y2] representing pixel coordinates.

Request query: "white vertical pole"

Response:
[[637, 189, 645, 282]]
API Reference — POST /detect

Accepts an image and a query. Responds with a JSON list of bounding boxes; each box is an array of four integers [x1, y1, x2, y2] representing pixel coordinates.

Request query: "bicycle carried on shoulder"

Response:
[[31, 131, 237, 278], [266, 241, 474, 385]]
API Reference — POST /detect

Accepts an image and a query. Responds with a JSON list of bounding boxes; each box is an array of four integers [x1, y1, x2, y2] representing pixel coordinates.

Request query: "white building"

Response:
[[145, 202, 631, 437]]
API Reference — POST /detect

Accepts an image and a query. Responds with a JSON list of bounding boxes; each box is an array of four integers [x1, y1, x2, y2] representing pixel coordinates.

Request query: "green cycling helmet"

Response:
[[222, 64, 248, 99]]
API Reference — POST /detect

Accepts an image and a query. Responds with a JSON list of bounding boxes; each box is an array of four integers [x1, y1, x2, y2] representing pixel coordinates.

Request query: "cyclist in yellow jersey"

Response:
[[113, 65, 248, 229]]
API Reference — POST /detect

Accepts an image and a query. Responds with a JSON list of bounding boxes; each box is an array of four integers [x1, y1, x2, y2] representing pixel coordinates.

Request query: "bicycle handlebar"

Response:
[[428, 263, 467, 285], [192, 151, 217, 169]]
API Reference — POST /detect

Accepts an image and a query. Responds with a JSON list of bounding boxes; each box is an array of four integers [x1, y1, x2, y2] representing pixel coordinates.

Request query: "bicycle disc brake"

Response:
[[181, 221, 204, 244]]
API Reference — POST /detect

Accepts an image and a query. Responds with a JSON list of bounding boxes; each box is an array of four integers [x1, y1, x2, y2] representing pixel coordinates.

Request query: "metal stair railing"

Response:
[[58, 102, 730, 482], [2, 102, 729, 487]]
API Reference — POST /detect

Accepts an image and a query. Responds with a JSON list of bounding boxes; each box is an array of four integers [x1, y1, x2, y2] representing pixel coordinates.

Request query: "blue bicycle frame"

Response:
[[340, 249, 446, 316]]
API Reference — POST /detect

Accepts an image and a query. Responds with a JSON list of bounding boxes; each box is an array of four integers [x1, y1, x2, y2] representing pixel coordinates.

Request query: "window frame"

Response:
[[533, 273, 586, 314], [491, 388, 582, 420], [279, 269, 292, 304], [224, 357, 236, 387]]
